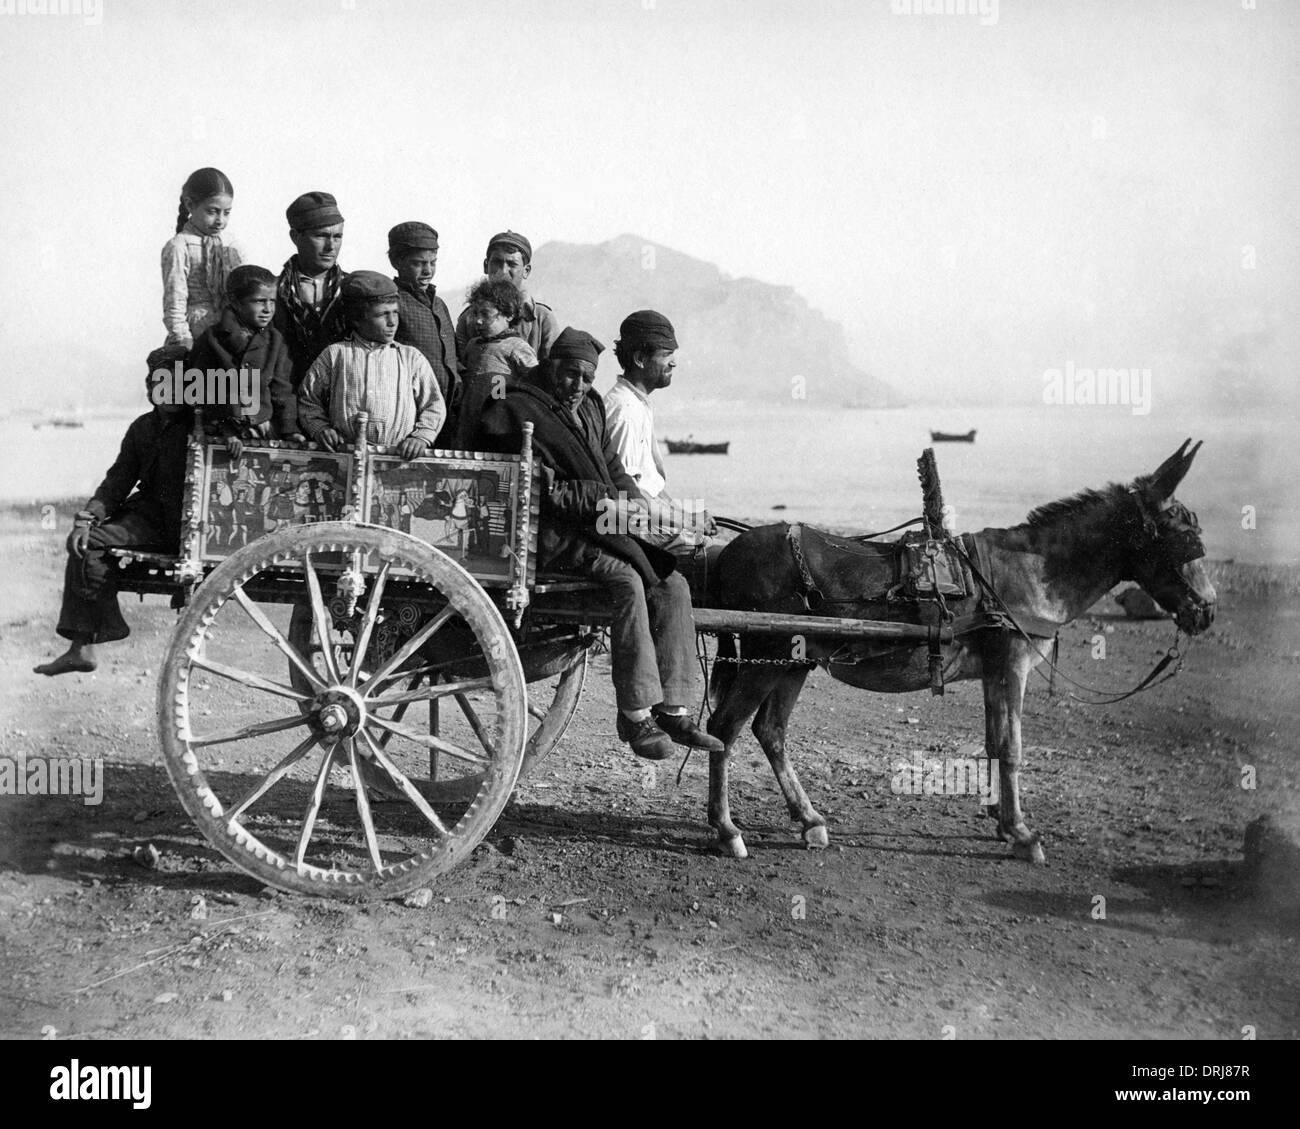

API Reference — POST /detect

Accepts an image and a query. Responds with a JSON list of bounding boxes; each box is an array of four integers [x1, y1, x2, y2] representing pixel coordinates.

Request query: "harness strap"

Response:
[[852, 516, 924, 541], [954, 533, 1187, 705], [787, 524, 825, 611]]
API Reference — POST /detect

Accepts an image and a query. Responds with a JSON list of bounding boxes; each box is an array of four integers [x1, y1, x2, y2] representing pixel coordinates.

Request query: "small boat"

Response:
[[33, 416, 86, 430], [929, 429, 976, 443], [665, 438, 729, 455]]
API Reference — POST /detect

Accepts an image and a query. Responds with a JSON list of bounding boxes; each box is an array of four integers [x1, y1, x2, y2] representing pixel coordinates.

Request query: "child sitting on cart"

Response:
[[297, 271, 445, 459], [34, 350, 193, 677], [454, 278, 539, 449], [187, 264, 301, 457]]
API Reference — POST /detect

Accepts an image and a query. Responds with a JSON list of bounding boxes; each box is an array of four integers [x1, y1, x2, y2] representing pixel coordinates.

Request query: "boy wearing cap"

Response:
[[297, 271, 445, 458], [387, 221, 460, 442], [605, 309, 717, 550], [34, 351, 194, 677], [454, 230, 561, 365], [477, 328, 722, 762], [274, 191, 350, 389]]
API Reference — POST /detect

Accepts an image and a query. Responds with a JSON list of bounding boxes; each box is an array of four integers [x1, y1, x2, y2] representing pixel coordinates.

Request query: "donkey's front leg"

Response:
[[983, 644, 1047, 864]]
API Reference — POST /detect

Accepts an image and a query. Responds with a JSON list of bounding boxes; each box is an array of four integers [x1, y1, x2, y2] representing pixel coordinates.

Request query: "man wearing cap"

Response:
[[454, 230, 561, 365], [388, 221, 460, 443], [477, 328, 722, 761], [275, 191, 350, 389], [297, 271, 445, 457], [605, 310, 717, 550]]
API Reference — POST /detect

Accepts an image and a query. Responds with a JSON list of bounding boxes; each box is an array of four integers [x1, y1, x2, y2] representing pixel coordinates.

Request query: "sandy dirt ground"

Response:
[[2, 502, 1297, 1040]]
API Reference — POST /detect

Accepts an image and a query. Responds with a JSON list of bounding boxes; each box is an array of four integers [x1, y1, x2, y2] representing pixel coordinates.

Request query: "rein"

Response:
[[952, 536, 1189, 705]]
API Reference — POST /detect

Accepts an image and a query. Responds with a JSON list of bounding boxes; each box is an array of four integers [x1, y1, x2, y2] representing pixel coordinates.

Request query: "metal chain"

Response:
[[712, 654, 817, 668]]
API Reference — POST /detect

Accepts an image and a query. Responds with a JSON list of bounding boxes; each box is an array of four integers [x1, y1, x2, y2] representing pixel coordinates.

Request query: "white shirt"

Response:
[[604, 377, 666, 498]]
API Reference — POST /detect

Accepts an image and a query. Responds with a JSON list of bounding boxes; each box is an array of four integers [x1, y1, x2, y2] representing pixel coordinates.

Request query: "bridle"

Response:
[[1127, 494, 1211, 616], [951, 492, 1210, 706]]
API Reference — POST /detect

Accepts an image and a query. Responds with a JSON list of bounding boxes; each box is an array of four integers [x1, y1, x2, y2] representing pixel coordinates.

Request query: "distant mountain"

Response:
[[520, 235, 905, 408]]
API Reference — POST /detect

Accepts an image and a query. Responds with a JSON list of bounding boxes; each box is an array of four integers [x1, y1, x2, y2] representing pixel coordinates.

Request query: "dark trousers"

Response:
[[56, 513, 167, 644], [582, 550, 695, 712]]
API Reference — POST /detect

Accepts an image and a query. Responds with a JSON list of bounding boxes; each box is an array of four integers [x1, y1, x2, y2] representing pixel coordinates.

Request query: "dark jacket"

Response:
[[273, 261, 350, 389], [394, 280, 460, 403], [86, 409, 193, 547], [476, 376, 675, 586], [187, 313, 297, 435]]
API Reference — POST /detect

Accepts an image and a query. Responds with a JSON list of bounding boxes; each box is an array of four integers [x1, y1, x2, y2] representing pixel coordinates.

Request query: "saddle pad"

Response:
[[796, 525, 902, 604], [797, 525, 973, 605]]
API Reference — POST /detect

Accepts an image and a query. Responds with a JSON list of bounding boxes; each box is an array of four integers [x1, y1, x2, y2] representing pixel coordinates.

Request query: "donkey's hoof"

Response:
[[1013, 838, 1048, 865], [719, 835, 748, 859], [803, 824, 829, 850]]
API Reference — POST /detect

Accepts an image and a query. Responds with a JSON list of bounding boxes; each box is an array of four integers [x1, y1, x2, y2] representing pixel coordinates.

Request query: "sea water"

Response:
[[1, 401, 1292, 565]]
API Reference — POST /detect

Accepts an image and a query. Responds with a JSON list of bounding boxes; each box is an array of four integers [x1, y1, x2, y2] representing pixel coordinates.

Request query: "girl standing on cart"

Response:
[[160, 167, 243, 357]]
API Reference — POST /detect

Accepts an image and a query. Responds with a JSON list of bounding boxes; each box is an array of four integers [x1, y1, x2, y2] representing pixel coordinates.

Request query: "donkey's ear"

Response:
[[1149, 438, 1202, 500]]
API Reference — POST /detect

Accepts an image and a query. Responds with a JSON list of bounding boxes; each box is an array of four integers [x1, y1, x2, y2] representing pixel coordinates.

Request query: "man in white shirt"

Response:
[[604, 310, 715, 550]]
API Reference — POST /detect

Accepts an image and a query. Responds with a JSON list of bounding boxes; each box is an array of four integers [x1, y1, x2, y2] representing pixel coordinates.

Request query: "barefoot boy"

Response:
[[34, 350, 193, 676]]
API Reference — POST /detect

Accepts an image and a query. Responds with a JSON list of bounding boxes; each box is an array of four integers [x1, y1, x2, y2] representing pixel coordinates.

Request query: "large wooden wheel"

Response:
[[157, 522, 527, 897], [287, 608, 590, 800]]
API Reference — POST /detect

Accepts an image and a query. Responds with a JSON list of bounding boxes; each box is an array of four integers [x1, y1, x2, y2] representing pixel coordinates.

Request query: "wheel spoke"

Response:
[[192, 655, 312, 702], [348, 560, 390, 687], [294, 740, 338, 871], [373, 656, 472, 686], [367, 676, 493, 708], [358, 730, 450, 836], [233, 588, 326, 692], [367, 713, 492, 768], [367, 606, 457, 687], [527, 700, 546, 722], [189, 712, 314, 748], [302, 553, 340, 683], [346, 738, 386, 873], [452, 691, 498, 760], [225, 732, 321, 822]]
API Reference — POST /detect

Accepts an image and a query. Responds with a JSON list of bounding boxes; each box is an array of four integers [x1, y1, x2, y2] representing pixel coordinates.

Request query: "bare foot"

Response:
[[33, 647, 97, 676]]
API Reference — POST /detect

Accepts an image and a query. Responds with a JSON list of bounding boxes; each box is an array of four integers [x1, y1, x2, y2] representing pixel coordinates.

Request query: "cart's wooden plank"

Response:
[[533, 604, 951, 643]]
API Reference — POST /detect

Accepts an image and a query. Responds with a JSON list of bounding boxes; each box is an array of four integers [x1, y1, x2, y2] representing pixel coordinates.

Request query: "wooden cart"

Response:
[[114, 416, 950, 897]]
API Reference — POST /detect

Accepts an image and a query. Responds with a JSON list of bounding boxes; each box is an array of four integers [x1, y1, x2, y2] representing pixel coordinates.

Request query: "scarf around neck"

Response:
[[277, 257, 345, 352], [185, 220, 229, 310]]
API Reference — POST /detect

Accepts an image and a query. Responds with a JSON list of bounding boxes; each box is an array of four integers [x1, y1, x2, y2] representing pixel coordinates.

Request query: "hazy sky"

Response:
[[0, 0, 1296, 409]]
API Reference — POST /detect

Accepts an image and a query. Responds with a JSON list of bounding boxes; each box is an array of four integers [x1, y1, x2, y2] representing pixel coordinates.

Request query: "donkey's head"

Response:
[[1124, 439, 1216, 634]]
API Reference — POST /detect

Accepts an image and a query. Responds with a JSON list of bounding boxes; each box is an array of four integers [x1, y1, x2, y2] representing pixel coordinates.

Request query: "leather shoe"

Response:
[[616, 713, 676, 761], [653, 710, 725, 753]]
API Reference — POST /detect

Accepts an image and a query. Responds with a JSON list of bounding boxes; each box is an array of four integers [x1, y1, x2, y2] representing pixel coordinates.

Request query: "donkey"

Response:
[[704, 440, 1217, 864]]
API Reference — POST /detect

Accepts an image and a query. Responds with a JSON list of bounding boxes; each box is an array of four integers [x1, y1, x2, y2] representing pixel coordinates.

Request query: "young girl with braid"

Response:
[[160, 167, 243, 356]]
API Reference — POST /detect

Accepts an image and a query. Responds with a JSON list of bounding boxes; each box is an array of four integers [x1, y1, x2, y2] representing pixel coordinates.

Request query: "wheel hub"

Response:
[[312, 686, 367, 740]]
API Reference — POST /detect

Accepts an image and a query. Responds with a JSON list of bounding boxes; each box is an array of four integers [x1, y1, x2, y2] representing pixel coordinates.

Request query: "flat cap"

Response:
[[549, 327, 604, 368], [341, 270, 399, 302], [286, 191, 344, 231], [486, 230, 532, 262], [388, 221, 440, 252], [618, 309, 678, 352]]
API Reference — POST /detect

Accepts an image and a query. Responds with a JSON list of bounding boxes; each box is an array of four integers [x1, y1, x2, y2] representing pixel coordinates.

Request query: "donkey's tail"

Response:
[[708, 633, 737, 711]]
